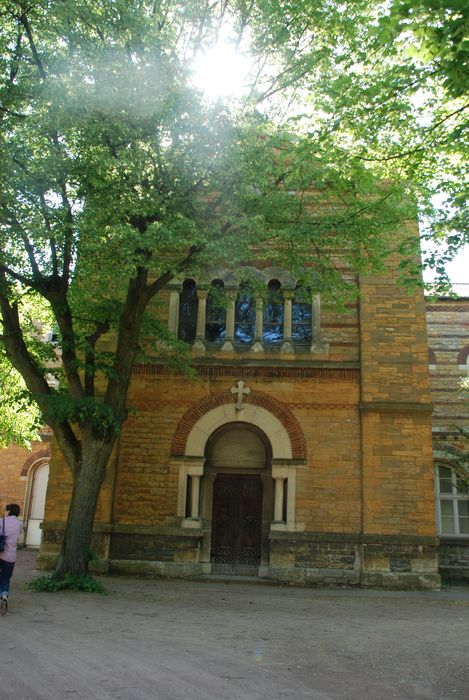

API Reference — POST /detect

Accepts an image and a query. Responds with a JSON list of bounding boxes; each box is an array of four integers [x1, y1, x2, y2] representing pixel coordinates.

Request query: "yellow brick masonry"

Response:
[[40, 227, 439, 585], [359, 247, 435, 539], [109, 370, 361, 531]]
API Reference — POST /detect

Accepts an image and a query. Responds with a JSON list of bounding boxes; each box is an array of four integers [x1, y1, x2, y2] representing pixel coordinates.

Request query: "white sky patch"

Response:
[[191, 39, 252, 100], [443, 250, 469, 285], [421, 193, 468, 285], [422, 245, 469, 285]]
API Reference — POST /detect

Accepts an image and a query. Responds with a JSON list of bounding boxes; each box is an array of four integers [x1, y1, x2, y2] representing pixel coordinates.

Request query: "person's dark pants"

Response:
[[0, 560, 15, 596]]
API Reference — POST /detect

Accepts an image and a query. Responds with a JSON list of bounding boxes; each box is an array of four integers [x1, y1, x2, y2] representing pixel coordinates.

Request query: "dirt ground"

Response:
[[2, 549, 469, 700]]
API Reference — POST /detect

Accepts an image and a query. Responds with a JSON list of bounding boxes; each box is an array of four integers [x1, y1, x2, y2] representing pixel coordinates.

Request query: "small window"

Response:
[[178, 279, 198, 342], [292, 285, 312, 345], [263, 279, 284, 345], [235, 284, 256, 344], [436, 465, 469, 536], [205, 279, 226, 343]]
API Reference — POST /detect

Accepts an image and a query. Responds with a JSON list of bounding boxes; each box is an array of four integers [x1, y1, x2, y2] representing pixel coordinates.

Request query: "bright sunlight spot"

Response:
[[191, 39, 252, 100]]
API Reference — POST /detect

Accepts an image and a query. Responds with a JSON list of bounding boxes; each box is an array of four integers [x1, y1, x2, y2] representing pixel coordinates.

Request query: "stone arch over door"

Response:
[[171, 388, 307, 574], [171, 389, 307, 460]]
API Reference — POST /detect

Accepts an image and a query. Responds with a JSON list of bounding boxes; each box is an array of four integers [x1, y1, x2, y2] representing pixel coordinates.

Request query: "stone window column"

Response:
[[193, 289, 207, 352], [271, 463, 302, 532], [251, 297, 264, 352], [189, 474, 202, 520], [310, 293, 329, 353], [221, 291, 236, 352], [177, 460, 204, 528], [312, 293, 321, 345], [281, 290, 294, 353], [273, 476, 286, 523], [168, 289, 180, 336]]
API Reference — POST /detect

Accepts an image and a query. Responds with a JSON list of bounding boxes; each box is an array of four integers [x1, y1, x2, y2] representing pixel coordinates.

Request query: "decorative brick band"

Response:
[[427, 305, 469, 312], [20, 445, 51, 477], [133, 363, 360, 382], [171, 390, 307, 460]]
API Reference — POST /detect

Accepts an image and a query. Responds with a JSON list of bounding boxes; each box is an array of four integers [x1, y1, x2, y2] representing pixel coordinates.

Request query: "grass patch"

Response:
[[26, 573, 107, 594]]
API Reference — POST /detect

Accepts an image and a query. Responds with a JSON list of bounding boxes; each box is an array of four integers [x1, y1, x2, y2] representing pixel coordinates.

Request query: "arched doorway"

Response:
[[172, 386, 308, 577], [25, 461, 50, 547], [203, 424, 273, 575]]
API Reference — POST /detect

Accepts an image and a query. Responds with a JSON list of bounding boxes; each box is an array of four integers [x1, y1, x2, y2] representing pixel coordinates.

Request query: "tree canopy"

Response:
[[233, 0, 467, 288], [0, 0, 465, 579]]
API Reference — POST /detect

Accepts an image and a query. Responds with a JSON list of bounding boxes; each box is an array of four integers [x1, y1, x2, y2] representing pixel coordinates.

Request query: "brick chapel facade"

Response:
[[2, 233, 468, 589]]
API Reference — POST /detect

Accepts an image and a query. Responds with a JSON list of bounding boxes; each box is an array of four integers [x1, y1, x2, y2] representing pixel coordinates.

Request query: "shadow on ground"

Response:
[[3, 549, 469, 700]]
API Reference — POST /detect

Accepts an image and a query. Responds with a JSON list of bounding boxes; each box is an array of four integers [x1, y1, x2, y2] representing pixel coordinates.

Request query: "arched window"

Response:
[[263, 279, 284, 344], [178, 279, 198, 342], [235, 284, 255, 344], [205, 279, 226, 343], [436, 465, 469, 536], [292, 284, 312, 345]]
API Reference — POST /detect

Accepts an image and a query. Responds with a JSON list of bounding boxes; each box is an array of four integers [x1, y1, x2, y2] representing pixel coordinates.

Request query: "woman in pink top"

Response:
[[0, 503, 23, 614]]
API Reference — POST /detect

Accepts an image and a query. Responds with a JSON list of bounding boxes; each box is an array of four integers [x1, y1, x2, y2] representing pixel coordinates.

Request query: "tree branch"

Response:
[[20, 12, 47, 81], [84, 321, 110, 397], [18, 227, 41, 281], [144, 245, 202, 304], [9, 23, 23, 84], [0, 263, 36, 289], [0, 105, 27, 119], [39, 192, 59, 276], [50, 298, 85, 401], [355, 103, 468, 162], [58, 181, 75, 282]]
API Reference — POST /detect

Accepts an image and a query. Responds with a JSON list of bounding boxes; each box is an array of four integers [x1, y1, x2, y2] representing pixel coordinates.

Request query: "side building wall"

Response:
[[0, 434, 51, 545], [426, 291, 469, 582], [359, 255, 437, 588]]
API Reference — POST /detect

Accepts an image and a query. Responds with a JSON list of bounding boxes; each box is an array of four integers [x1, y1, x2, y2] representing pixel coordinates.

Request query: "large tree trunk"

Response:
[[54, 439, 115, 579]]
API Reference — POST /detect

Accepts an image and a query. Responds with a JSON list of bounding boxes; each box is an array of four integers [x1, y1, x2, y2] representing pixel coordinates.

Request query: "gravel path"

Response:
[[2, 549, 469, 700]]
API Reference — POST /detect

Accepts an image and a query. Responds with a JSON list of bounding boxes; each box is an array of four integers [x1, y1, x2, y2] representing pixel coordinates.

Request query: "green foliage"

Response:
[[41, 394, 120, 437], [296, 0, 468, 289], [0, 349, 42, 448], [229, 1, 467, 288], [26, 573, 107, 594], [439, 425, 469, 489], [86, 548, 99, 564]]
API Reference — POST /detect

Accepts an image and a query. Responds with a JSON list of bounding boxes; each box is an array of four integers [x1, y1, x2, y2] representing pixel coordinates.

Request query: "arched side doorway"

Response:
[[24, 461, 50, 547], [171, 388, 307, 576]]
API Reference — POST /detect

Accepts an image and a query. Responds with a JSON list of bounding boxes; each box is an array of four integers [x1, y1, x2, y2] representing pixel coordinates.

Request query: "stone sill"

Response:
[[269, 530, 439, 546], [42, 521, 206, 538], [439, 536, 469, 546]]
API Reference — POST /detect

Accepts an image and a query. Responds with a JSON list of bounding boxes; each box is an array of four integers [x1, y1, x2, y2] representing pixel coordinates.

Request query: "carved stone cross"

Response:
[[231, 380, 251, 410]]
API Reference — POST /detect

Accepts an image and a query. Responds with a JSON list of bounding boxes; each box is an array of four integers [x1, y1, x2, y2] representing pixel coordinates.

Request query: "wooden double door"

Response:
[[211, 474, 263, 575]]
